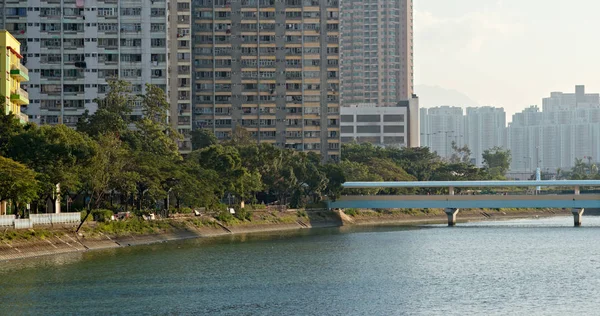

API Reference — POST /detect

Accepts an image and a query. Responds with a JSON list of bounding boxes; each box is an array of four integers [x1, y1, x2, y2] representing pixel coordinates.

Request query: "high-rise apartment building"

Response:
[[508, 86, 600, 172], [11, 0, 171, 127], [465, 107, 506, 166], [192, 0, 341, 161], [0, 0, 192, 150], [340, 0, 413, 106], [420, 106, 464, 159], [543, 85, 600, 112]]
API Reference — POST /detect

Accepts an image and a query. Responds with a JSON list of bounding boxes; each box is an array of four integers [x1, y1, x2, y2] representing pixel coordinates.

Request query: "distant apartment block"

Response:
[[543, 85, 600, 112], [508, 86, 600, 172], [420, 106, 507, 165], [420, 106, 465, 159], [340, 97, 419, 148], [465, 107, 506, 166], [0, 30, 29, 123], [192, 0, 341, 161], [340, 0, 413, 106]]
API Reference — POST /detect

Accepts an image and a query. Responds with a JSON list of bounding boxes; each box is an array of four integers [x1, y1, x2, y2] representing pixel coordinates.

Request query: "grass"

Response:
[[90, 217, 186, 235], [0, 228, 59, 242]]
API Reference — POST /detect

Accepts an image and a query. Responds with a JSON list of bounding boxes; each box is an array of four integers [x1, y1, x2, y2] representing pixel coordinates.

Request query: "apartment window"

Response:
[[121, 8, 141, 16], [151, 23, 166, 32], [98, 38, 118, 47], [98, 23, 118, 32], [121, 69, 141, 78], [151, 8, 166, 17], [120, 38, 141, 47], [97, 8, 116, 16], [177, 2, 190, 11], [121, 54, 142, 62], [151, 38, 166, 47]]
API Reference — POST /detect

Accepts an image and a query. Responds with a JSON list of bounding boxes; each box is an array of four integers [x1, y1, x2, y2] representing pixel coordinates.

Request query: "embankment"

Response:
[[0, 208, 571, 261]]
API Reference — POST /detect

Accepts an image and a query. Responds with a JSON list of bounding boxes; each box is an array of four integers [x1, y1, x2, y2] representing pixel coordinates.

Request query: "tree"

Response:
[[365, 158, 416, 194], [7, 124, 97, 212], [77, 80, 133, 137], [0, 112, 24, 156], [191, 145, 261, 204], [337, 160, 383, 195], [449, 141, 472, 164], [482, 147, 512, 179], [386, 146, 442, 181], [82, 133, 132, 209], [0, 156, 39, 214], [223, 126, 255, 147], [191, 129, 218, 150]]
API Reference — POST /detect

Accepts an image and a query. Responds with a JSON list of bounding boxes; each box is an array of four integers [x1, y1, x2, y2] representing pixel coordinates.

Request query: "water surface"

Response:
[[2, 216, 600, 315]]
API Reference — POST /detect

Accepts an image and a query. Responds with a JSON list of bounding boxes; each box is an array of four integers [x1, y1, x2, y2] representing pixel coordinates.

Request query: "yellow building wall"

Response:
[[0, 30, 29, 122]]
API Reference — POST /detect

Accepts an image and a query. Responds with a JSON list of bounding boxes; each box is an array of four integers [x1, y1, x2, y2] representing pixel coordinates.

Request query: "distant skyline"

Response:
[[414, 0, 600, 120]]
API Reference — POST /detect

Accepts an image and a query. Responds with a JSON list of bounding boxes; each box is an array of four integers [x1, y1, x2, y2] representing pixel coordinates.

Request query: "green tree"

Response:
[[82, 133, 132, 209], [0, 112, 24, 156], [449, 141, 473, 164], [366, 157, 416, 194], [191, 129, 218, 150], [338, 160, 383, 195], [482, 147, 512, 179], [7, 124, 97, 212], [77, 80, 133, 137], [0, 156, 39, 214]]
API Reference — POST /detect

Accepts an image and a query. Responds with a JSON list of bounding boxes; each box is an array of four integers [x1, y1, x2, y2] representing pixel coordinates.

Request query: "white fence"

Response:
[[30, 213, 81, 225], [0, 213, 81, 229], [14, 219, 32, 229], [0, 215, 15, 227]]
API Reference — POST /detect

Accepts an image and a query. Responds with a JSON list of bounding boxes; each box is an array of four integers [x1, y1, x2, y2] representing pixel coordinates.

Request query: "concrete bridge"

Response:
[[328, 180, 600, 227]]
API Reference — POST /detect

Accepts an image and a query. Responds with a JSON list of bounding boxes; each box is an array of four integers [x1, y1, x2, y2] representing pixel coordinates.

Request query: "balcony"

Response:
[[10, 64, 29, 81], [10, 88, 29, 105]]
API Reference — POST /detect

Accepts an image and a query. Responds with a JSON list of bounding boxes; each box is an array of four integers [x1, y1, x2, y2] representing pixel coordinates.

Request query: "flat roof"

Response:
[[343, 180, 600, 188]]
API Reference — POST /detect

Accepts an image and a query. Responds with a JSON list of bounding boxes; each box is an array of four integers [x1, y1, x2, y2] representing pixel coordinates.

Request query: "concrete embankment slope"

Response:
[[0, 214, 343, 261], [0, 209, 569, 261]]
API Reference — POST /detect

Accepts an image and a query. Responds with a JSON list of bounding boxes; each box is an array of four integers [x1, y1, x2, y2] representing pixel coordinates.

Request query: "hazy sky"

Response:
[[414, 0, 600, 119]]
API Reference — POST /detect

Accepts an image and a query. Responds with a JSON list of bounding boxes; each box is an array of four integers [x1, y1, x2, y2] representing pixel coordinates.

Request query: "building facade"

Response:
[[168, 0, 193, 151], [340, 97, 418, 148], [420, 106, 465, 159], [340, 0, 413, 106], [0, 0, 193, 150], [508, 87, 600, 172], [0, 30, 29, 122], [465, 106, 506, 166], [192, 0, 341, 161]]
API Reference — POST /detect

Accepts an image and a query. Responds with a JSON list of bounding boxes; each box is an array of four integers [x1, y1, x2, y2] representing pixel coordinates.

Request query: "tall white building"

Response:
[[508, 87, 600, 172], [420, 106, 465, 159], [542, 85, 600, 112], [340, 0, 413, 106], [1, 0, 193, 150], [465, 106, 506, 166]]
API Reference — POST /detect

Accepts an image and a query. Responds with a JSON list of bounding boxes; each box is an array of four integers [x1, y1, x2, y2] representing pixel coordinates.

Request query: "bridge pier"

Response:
[[445, 208, 460, 226], [572, 208, 585, 227]]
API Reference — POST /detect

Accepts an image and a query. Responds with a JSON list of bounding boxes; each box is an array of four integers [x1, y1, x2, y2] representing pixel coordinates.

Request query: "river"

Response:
[[2, 216, 600, 315]]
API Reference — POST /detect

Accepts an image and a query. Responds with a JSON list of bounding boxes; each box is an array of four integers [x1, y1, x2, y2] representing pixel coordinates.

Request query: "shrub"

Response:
[[179, 207, 193, 214], [216, 210, 236, 225], [250, 203, 266, 210], [91, 209, 114, 222], [345, 208, 359, 217], [296, 210, 308, 218], [234, 207, 252, 221]]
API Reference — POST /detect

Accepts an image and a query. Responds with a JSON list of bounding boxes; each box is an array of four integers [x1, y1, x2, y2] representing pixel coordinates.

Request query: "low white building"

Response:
[[340, 97, 419, 148]]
